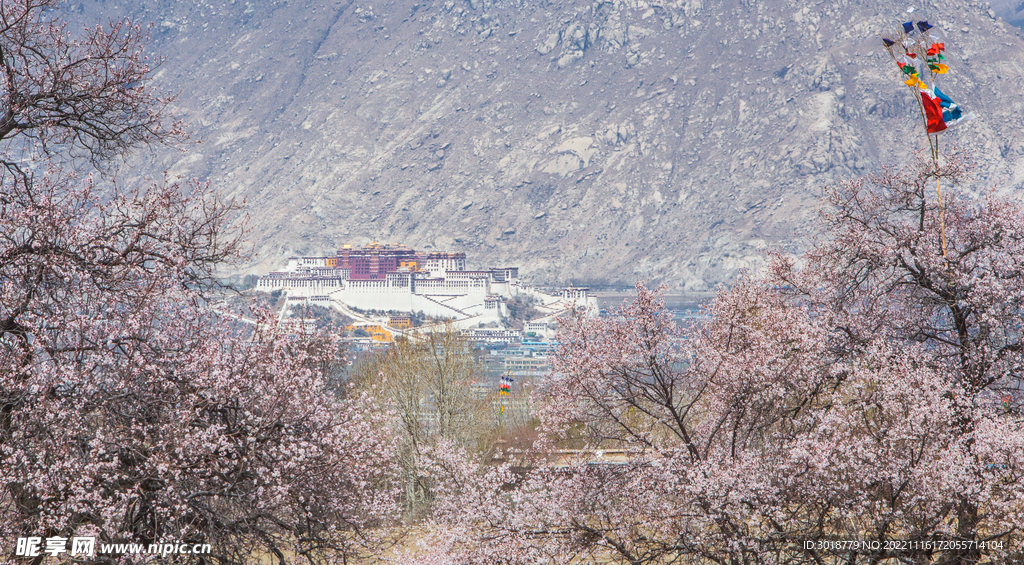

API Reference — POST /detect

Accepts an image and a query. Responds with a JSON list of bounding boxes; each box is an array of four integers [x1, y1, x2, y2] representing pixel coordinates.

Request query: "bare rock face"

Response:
[[76, 0, 1024, 291]]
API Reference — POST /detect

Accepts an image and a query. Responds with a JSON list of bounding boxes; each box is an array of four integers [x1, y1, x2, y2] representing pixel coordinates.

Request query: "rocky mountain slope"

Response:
[[76, 0, 1024, 290]]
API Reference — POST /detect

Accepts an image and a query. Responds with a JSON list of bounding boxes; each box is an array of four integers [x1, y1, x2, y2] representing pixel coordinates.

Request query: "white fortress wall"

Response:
[[258, 275, 345, 294], [285, 256, 332, 272], [411, 295, 473, 319], [460, 304, 503, 324], [333, 279, 415, 312], [414, 277, 489, 297], [259, 273, 593, 322], [259, 255, 549, 324]]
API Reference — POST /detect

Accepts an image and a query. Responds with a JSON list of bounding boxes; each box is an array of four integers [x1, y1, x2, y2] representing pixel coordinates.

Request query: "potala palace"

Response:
[[256, 242, 597, 328]]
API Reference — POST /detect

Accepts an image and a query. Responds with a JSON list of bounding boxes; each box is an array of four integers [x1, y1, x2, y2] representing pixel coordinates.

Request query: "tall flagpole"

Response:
[[934, 135, 948, 260]]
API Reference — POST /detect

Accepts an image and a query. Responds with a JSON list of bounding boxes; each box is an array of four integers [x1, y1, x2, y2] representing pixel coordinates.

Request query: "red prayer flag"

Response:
[[920, 91, 948, 133]]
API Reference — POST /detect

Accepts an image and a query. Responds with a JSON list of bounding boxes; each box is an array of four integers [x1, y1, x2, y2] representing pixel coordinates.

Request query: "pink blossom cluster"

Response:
[[1, 2, 398, 563], [419, 153, 1024, 564]]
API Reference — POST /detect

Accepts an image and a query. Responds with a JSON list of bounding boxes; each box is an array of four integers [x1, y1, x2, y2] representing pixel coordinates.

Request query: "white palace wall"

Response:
[[265, 279, 501, 321], [258, 260, 595, 325]]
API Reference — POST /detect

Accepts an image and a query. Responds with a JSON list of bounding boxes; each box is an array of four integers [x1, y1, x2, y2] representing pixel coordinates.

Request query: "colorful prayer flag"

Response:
[[920, 87, 976, 133], [499, 375, 513, 396], [882, 15, 977, 133], [920, 90, 947, 133]]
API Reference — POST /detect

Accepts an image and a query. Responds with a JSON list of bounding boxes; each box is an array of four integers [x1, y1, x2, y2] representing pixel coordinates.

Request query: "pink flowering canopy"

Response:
[[0, 1, 398, 563], [423, 152, 1024, 564]]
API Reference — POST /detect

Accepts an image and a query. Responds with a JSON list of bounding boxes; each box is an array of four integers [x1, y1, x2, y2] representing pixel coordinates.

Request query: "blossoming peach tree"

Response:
[[0, 1, 397, 563], [424, 152, 1024, 564]]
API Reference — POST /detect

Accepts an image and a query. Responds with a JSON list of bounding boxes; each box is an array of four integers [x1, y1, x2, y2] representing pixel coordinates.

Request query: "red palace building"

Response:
[[335, 243, 466, 280]]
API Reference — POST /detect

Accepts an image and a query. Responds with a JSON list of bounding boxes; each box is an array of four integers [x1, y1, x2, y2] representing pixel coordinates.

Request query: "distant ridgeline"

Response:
[[257, 242, 596, 324]]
